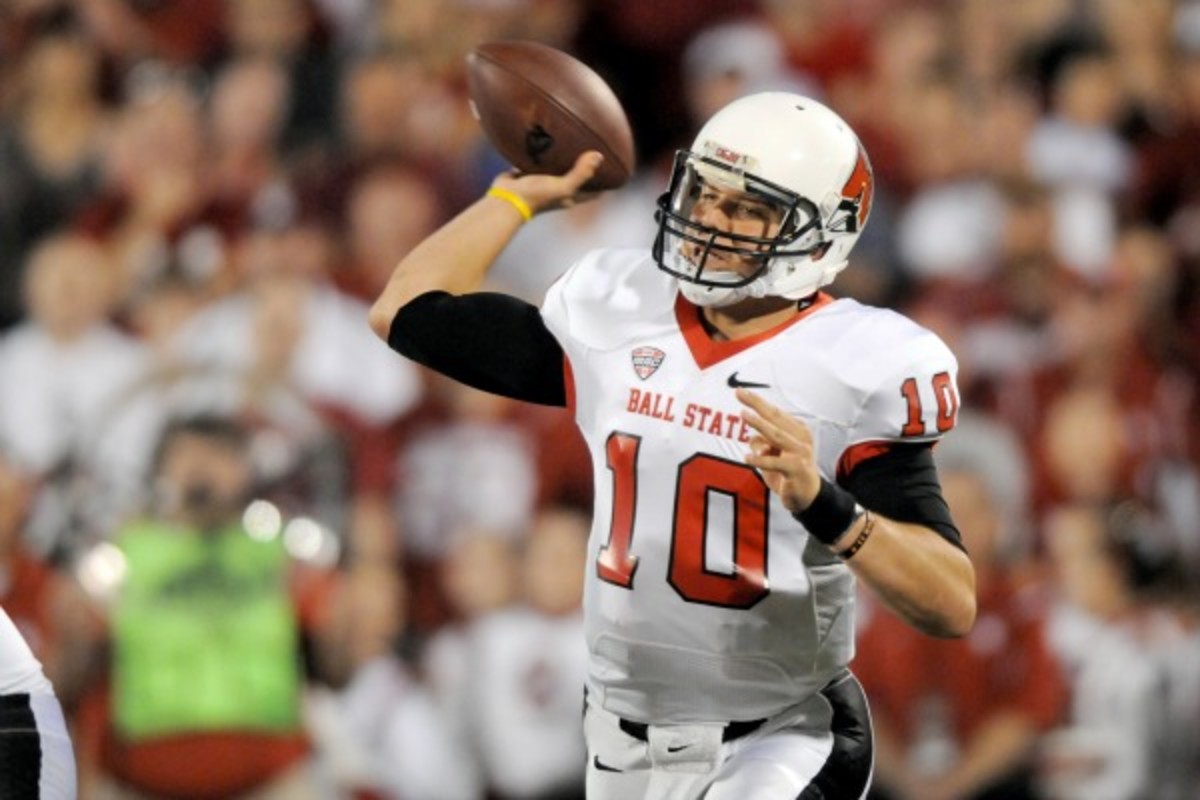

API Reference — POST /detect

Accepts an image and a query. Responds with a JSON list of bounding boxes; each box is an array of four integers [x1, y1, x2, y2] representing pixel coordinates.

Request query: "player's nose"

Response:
[[694, 202, 731, 231]]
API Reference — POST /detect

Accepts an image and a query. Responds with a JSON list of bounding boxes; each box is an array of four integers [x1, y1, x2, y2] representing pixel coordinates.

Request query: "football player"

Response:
[[0, 606, 77, 798], [370, 92, 976, 799]]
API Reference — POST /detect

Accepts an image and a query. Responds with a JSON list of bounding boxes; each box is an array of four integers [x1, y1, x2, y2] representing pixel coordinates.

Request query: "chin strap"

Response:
[[775, 257, 846, 300], [672, 243, 848, 307]]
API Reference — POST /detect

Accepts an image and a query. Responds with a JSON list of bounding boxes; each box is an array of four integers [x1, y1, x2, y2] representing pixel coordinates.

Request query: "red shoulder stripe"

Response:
[[836, 440, 893, 482]]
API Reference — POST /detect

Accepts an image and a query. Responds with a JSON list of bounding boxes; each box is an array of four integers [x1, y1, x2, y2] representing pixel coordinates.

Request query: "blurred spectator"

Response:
[[123, 272, 209, 355], [206, 55, 293, 237], [395, 380, 541, 560], [370, 0, 539, 77], [423, 525, 521, 772], [0, 26, 106, 329], [467, 507, 589, 800], [220, 0, 338, 153], [760, 0, 872, 93], [1036, 384, 1130, 512], [393, 369, 589, 568], [306, 563, 482, 800], [498, 0, 586, 51], [943, 181, 1073, 403], [340, 163, 446, 302], [1026, 46, 1132, 279], [300, 49, 477, 221], [336, 51, 428, 164], [159, 219, 423, 568], [0, 232, 151, 551], [1000, 233, 1196, 531], [73, 0, 224, 67], [681, 19, 820, 127], [167, 222, 422, 431], [1132, 2, 1200, 235], [895, 79, 1007, 284], [856, 430, 1066, 800], [1039, 502, 1200, 800], [1130, 14, 1200, 356], [936, 410, 1036, 564], [370, 0, 445, 55], [1090, 0, 1175, 117], [0, 451, 88, 705], [71, 414, 340, 799], [81, 71, 223, 303]]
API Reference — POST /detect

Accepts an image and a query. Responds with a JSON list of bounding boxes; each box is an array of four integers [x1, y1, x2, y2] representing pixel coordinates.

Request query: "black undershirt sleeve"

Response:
[[387, 290, 567, 406], [838, 443, 964, 551]]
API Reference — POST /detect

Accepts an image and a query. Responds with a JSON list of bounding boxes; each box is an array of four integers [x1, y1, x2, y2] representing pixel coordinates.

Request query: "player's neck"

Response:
[[699, 296, 807, 341]]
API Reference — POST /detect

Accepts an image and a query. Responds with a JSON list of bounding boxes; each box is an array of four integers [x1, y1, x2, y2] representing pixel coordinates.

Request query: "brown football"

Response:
[[466, 41, 636, 191]]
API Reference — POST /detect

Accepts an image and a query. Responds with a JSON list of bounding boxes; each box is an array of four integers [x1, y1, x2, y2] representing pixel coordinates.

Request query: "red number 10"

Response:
[[597, 432, 769, 609], [900, 371, 957, 437]]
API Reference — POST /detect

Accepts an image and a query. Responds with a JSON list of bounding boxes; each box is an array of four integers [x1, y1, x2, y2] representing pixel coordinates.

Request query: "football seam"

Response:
[[475, 50, 633, 180]]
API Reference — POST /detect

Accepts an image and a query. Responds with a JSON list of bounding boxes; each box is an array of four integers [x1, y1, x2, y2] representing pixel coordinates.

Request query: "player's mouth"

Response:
[[682, 241, 754, 278], [685, 241, 731, 266]]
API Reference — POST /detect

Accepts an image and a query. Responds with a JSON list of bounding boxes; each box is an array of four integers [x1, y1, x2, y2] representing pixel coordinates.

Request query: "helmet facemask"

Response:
[[654, 150, 827, 307]]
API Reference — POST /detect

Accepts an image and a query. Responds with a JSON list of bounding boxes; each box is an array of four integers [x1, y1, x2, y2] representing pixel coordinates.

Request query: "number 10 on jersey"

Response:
[[596, 431, 770, 609]]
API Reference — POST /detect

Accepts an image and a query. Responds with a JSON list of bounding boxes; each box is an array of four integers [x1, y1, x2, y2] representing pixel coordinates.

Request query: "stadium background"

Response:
[[0, 0, 1198, 797]]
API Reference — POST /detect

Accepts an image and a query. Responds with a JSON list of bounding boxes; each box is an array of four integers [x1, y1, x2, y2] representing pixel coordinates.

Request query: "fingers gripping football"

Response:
[[491, 150, 605, 216], [736, 389, 822, 514]]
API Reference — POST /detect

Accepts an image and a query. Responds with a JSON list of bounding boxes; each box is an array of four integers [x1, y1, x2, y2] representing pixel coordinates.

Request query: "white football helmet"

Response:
[[653, 92, 874, 307]]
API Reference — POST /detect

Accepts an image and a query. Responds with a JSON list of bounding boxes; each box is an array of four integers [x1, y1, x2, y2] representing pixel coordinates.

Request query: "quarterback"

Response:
[[371, 93, 976, 799]]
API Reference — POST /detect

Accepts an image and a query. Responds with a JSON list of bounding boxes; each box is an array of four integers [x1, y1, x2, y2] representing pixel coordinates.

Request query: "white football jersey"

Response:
[[0, 605, 52, 695], [541, 248, 958, 724]]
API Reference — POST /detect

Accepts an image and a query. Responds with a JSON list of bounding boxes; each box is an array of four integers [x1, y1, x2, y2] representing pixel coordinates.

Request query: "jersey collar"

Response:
[[674, 291, 834, 370]]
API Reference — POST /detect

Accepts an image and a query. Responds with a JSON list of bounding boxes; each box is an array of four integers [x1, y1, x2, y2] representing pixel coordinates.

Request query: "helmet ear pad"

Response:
[[652, 92, 873, 304]]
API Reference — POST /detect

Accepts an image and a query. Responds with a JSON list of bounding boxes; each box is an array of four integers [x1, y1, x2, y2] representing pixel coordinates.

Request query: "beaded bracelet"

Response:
[[835, 511, 875, 561]]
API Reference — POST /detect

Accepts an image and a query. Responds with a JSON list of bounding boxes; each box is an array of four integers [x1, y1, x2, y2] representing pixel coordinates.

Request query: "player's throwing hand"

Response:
[[491, 150, 605, 215], [737, 389, 822, 514]]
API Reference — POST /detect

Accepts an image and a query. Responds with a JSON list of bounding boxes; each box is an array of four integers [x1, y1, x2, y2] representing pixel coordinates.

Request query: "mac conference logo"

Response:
[[631, 346, 665, 380]]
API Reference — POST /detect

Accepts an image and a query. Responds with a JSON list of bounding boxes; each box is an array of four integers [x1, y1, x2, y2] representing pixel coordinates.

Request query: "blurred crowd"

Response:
[[0, 0, 1198, 798]]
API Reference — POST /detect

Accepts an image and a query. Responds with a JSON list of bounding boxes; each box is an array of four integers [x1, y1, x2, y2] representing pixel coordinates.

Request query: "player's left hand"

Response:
[[736, 389, 822, 514]]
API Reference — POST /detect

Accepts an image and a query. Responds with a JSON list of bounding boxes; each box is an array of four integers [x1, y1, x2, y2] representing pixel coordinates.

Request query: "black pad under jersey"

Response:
[[841, 443, 963, 551], [388, 290, 567, 406]]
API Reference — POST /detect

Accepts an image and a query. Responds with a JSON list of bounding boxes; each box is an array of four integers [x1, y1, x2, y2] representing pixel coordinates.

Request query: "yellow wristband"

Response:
[[487, 187, 533, 222]]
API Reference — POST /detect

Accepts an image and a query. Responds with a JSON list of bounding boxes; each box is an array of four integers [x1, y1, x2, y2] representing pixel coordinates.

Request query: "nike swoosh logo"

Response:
[[666, 744, 692, 753], [593, 755, 623, 773], [727, 371, 770, 389]]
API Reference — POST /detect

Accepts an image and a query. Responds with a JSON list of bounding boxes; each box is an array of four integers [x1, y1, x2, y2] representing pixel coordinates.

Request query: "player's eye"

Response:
[[735, 202, 769, 220]]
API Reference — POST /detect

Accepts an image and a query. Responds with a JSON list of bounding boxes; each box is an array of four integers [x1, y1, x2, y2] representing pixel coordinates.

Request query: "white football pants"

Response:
[[584, 672, 872, 800]]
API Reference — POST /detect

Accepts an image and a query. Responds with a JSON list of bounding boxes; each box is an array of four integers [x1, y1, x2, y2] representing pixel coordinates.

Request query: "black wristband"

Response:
[[794, 479, 861, 545]]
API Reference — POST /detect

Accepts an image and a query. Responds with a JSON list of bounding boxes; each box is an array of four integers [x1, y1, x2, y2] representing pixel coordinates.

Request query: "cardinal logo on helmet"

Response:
[[835, 148, 873, 233]]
